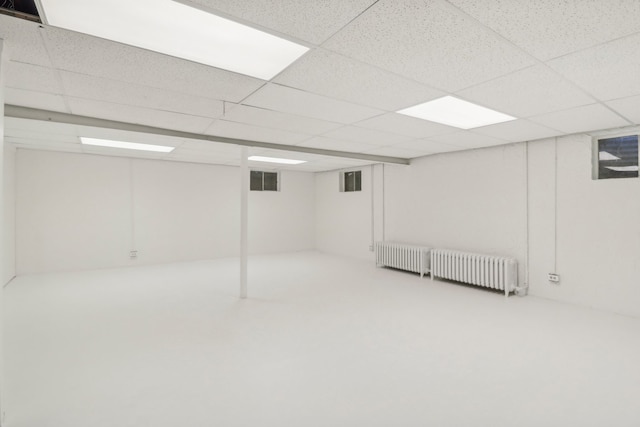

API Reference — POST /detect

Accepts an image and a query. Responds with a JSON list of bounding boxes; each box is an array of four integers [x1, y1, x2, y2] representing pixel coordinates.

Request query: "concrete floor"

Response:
[[4, 251, 640, 426]]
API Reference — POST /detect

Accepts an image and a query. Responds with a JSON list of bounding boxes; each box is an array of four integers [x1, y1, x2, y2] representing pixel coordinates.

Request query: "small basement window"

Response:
[[340, 170, 362, 192], [250, 170, 279, 191], [595, 134, 638, 180]]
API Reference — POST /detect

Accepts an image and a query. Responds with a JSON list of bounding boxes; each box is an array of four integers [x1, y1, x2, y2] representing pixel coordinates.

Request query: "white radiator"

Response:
[[375, 242, 430, 278], [430, 249, 517, 296]]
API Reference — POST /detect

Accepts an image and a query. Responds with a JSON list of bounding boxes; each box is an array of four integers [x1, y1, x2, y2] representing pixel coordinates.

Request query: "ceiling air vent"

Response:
[[0, 0, 41, 23]]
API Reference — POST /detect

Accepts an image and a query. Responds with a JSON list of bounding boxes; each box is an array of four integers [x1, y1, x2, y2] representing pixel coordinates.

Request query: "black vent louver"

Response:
[[0, 0, 41, 23]]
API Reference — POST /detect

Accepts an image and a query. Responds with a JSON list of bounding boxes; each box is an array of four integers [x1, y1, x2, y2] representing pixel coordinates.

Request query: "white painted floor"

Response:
[[4, 251, 640, 427]]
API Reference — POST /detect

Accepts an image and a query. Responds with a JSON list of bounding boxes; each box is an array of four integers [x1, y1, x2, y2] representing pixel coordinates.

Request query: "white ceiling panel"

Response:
[[67, 98, 215, 134], [457, 65, 594, 118], [242, 83, 383, 124], [5, 61, 63, 94], [7, 139, 83, 153], [274, 48, 444, 110], [355, 113, 457, 139], [176, 140, 243, 154], [181, 0, 377, 44], [547, 33, 640, 102], [427, 131, 507, 149], [4, 88, 69, 113], [471, 119, 562, 143], [0, 15, 52, 67], [5, 117, 80, 135], [448, 0, 640, 61], [205, 119, 310, 145], [323, 0, 534, 92], [362, 146, 429, 159], [297, 137, 379, 153], [323, 125, 412, 146], [59, 71, 224, 118], [4, 128, 78, 144], [221, 104, 342, 135], [606, 96, 640, 125], [42, 26, 264, 102], [394, 138, 466, 154], [529, 104, 631, 134]]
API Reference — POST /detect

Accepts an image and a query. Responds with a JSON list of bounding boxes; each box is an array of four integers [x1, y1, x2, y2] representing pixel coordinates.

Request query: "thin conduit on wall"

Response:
[[554, 137, 558, 273], [524, 141, 530, 288]]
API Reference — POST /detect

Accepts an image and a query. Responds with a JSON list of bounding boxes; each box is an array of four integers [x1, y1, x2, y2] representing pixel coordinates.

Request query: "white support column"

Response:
[[239, 146, 248, 299], [0, 37, 7, 426]]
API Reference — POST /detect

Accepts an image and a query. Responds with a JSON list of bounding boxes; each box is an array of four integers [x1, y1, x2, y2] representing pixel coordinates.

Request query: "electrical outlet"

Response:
[[130, 250, 138, 259], [369, 245, 374, 252], [548, 273, 560, 283]]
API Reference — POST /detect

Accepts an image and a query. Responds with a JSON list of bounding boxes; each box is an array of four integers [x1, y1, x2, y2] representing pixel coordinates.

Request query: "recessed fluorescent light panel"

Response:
[[248, 156, 306, 165], [39, 0, 309, 80], [397, 96, 516, 129], [81, 137, 175, 153]]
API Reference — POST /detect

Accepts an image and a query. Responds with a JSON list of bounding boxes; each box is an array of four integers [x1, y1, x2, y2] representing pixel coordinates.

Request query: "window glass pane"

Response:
[[263, 172, 278, 191], [250, 171, 263, 191], [598, 135, 638, 179], [354, 170, 362, 191], [344, 171, 361, 192], [344, 171, 355, 192]]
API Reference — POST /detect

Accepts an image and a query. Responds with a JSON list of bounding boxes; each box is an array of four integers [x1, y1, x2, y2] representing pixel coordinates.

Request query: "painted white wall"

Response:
[[249, 170, 315, 255], [385, 144, 528, 284], [315, 135, 640, 318], [528, 134, 640, 317], [315, 166, 376, 260], [16, 150, 316, 274], [3, 145, 15, 285]]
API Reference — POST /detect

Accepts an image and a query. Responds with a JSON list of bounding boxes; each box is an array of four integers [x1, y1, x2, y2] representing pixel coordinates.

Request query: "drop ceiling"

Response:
[[1, 0, 639, 171]]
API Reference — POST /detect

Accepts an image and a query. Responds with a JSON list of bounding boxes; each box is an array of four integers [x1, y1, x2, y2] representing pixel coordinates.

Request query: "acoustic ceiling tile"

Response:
[[448, 0, 640, 61], [471, 119, 562, 143], [323, 0, 534, 91], [0, 15, 52, 67], [221, 104, 342, 135], [4, 88, 68, 113], [528, 104, 631, 134], [362, 146, 428, 159], [182, 0, 378, 44], [205, 119, 310, 145], [426, 131, 507, 149], [43, 26, 264, 102], [457, 65, 594, 118], [67, 98, 215, 134], [395, 138, 467, 154], [323, 125, 412, 146], [59, 71, 224, 119], [547, 33, 640, 101], [5, 61, 64, 94], [297, 136, 379, 153], [605, 95, 640, 125], [274, 48, 444, 110], [242, 83, 383, 124], [355, 113, 457, 139]]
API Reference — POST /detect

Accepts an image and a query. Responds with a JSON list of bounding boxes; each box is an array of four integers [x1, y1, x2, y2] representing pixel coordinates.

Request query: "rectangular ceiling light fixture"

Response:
[[39, 0, 309, 80], [397, 96, 516, 129], [81, 137, 175, 153], [248, 156, 306, 165]]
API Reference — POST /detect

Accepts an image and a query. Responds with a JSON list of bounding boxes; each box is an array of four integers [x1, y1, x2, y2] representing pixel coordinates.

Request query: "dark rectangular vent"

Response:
[[0, 0, 41, 23]]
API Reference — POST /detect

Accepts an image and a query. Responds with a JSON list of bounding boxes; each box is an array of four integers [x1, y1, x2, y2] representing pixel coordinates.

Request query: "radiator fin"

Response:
[[431, 249, 517, 296], [375, 242, 430, 278]]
